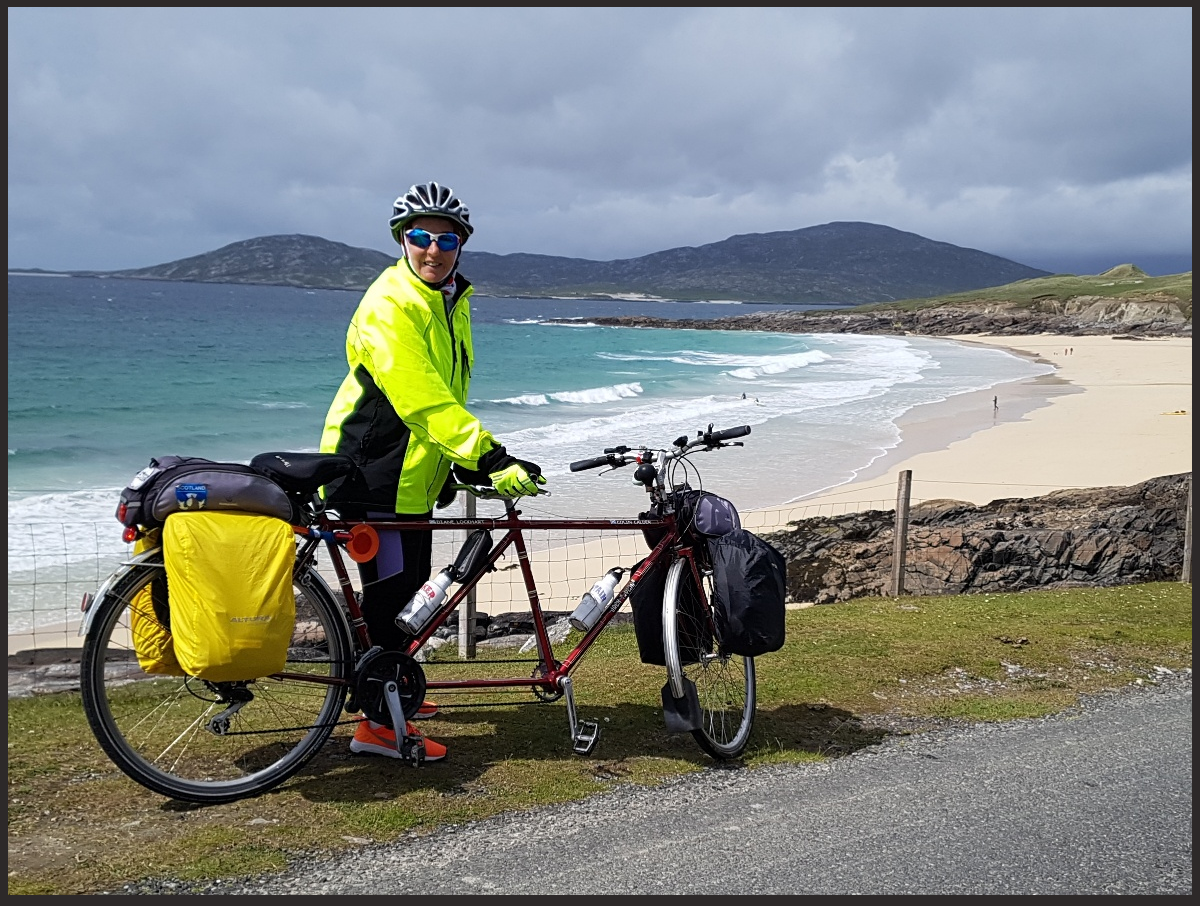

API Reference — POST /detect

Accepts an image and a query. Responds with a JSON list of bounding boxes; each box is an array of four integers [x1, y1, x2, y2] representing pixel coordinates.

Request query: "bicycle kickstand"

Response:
[[558, 676, 600, 756], [382, 679, 425, 767]]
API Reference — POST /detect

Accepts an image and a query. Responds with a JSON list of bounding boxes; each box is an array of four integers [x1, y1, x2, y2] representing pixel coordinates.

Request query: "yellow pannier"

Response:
[[129, 528, 185, 675], [162, 511, 296, 682]]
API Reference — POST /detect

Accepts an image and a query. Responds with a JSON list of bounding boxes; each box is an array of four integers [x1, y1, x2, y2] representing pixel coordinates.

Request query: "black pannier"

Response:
[[707, 528, 787, 657], [116, 455, 297, 530], [630, 556, 712, 666]]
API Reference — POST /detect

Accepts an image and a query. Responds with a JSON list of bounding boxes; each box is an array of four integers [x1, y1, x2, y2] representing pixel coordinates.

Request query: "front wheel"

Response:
[[80, 558, 354, 804], [662, 555, 756, 759]]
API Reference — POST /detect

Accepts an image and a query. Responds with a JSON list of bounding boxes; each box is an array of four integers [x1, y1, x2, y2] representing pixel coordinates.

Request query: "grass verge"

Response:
[[7, 582, 1191, 895]]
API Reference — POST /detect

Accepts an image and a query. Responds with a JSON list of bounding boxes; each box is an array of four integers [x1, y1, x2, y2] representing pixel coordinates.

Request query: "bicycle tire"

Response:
[[80, 558, 354, 804], [662, 555, 756, 759]]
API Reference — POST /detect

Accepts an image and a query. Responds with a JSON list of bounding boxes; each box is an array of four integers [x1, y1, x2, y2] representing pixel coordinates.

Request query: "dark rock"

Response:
[[763, 472, 1191, 604]]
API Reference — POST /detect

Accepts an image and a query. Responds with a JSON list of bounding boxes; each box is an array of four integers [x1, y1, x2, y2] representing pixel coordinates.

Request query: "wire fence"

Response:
[[6, 518, 657, 658], [9, 475, 1191, 658]]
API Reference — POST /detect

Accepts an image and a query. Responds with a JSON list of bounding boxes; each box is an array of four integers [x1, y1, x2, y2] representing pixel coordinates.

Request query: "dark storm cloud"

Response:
[[7, 7, 1192, 274]]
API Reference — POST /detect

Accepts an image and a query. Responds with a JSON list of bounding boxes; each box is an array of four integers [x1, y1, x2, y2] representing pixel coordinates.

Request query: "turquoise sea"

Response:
[[8, 273, 1051, 635]]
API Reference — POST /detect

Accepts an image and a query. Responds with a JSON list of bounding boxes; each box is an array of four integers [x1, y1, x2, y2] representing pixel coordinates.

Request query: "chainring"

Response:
[[354, 648, 427, 728], [530, 663, 563, 702]]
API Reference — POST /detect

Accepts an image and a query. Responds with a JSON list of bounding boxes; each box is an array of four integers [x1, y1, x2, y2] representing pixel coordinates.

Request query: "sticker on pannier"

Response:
[[707, 528, 787, 657], [162, 511, 297, 682], [128, 528, 185, 675], [116, 455, 296, 530]]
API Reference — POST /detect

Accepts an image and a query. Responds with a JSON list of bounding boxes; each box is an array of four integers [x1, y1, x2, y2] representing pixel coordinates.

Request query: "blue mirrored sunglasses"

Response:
[[404, 228, 461, 251]]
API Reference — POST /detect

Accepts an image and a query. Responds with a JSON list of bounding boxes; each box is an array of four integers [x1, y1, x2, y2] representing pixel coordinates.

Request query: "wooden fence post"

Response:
[[458, 493, 478, 659], [1183, 474, 1193, 584], [890, 470, 912, 597]]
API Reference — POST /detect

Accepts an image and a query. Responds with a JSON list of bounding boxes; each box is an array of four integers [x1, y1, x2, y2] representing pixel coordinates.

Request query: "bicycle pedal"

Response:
[[403, 741, 425, 767], [572, 720, 601, 755], [394, 731, 425, 766]]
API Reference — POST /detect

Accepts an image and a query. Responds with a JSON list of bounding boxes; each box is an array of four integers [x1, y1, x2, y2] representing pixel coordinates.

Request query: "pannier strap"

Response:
[[250, 452, 357, 496]]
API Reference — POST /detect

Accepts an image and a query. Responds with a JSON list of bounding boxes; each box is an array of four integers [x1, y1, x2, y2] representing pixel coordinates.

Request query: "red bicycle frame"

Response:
[[293, 501, 697, 699]]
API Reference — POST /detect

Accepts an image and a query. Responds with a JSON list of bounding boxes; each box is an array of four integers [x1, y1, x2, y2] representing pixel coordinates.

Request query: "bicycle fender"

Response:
[[661, 678, 702, 733], [78, 546, 166, 639]]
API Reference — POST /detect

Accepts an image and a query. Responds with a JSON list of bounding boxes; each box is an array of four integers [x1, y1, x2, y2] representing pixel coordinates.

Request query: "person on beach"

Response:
[[320, 181, 547, 761]]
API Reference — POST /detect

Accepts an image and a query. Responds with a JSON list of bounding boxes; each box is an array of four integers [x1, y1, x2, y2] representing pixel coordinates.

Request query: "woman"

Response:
[[320, 181, 546, 760]]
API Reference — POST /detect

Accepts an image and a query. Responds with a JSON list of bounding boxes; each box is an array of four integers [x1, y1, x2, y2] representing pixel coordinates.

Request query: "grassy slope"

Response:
[[848, 266, 1193, 317], [8, 582, 1192, 895]]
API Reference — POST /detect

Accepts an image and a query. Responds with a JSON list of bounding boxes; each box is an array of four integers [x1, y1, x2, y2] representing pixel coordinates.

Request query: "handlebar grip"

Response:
[[707, 425, 751, 442], [570, 455, 613, 472]]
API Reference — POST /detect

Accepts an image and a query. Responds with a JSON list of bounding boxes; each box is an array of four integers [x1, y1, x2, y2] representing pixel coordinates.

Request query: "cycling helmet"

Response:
[[389, 181, 474, 245]]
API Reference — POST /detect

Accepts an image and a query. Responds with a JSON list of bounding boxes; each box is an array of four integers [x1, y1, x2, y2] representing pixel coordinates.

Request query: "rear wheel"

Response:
[[662, 555, 755, 759], [80, 559, 353, 804]]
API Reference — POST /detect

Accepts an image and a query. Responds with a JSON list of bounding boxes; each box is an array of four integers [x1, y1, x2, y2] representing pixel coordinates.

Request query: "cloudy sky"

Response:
[[8, 7, 1193, 275]]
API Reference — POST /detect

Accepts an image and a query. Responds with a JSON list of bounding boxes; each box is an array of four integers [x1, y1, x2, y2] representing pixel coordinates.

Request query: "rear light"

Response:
[[122, 526, 139, 544]]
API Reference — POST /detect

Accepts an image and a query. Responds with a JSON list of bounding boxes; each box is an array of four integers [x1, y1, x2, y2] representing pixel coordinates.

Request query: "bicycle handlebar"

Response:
[[569, 455, 618, 472], [568, 424, 751, 473], [703, 424, 751, 444], [441, 425, 752, 479]]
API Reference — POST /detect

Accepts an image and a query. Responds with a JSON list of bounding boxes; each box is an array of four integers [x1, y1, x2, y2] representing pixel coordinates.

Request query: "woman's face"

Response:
[[402, 215, 461, 285]]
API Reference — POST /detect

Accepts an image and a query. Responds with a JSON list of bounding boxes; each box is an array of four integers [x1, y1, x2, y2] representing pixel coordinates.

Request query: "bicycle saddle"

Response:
[[250, 452, 357, 496]]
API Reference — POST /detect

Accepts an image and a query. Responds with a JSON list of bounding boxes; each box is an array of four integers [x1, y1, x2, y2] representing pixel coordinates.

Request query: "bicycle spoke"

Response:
[[81, 563, 352, 804]]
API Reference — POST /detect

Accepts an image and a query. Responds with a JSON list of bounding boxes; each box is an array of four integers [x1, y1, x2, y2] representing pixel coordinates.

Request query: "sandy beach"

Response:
[[10, 333, 1192, 659], [745, 333, 1192, 530]]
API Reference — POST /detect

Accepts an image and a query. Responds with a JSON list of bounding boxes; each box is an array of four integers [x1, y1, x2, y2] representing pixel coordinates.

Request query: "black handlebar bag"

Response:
[[707, 528, 787, 657]]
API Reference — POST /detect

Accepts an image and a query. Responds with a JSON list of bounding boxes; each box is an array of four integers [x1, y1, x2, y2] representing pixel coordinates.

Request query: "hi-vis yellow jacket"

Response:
[[319, 259, 498, 514]]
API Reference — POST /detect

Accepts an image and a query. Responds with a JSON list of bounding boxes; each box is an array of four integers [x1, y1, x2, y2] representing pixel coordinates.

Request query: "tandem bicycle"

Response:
[[79, 424, 757, 804]]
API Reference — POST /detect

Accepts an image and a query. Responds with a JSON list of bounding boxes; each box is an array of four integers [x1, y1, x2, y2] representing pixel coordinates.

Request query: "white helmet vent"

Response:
[[389, 181, 473, 244]]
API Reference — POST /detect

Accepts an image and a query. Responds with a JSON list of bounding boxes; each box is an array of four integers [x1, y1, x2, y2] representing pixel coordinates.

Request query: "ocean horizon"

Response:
[[8, 274, 1052, 635]]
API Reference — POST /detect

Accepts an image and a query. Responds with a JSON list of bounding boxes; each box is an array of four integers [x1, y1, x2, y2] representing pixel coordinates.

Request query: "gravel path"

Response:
[[108, 670, 1191, 895]]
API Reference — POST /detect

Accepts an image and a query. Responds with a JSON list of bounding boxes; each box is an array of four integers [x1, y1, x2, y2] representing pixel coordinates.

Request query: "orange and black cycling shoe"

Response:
[[349, 719, 447, 761], [411, 699, 439, 720]]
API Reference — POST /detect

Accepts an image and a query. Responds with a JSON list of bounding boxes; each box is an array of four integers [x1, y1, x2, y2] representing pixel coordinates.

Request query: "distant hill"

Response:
[[70, 222, 1053, 306], [462, 222, 1051, 304], [85, 234, 396, 292], [564, 267, 1192, 337]]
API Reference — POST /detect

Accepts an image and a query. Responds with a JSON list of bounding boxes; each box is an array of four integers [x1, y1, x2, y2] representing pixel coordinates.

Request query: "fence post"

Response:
[[458, 493, 478, 659], [890, 470, 912, 597], [1183, 474, 1193, 584]]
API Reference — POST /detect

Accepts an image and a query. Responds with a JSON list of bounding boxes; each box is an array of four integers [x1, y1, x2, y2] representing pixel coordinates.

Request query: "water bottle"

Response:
[[569, 567, 624, 632], [396, 567, 455, 634]]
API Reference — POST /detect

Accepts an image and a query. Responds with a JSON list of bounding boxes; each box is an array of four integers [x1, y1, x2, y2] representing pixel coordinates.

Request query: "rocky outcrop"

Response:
[[762, 473, 1191, 604], [566, 299, 1191, 337]]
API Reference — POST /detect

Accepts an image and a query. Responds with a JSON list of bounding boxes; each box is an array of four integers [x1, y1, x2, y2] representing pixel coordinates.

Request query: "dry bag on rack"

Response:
[[162, 511, 296, 682], [706, 528, 787, 657], [116, 455, 296, 530]]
